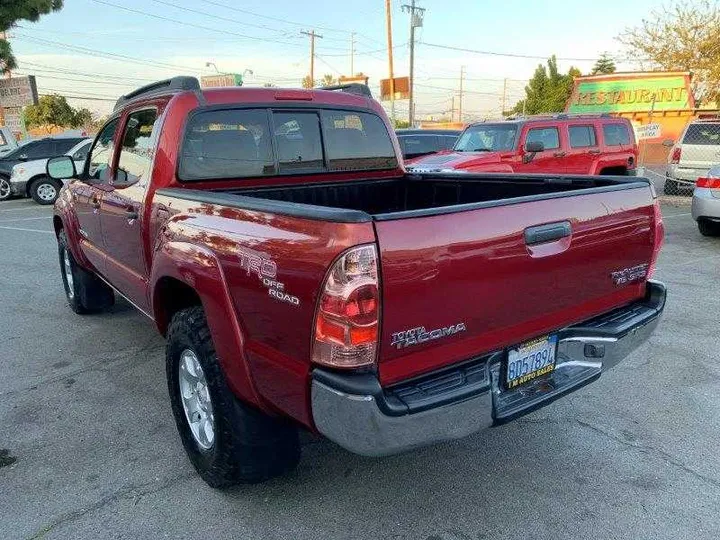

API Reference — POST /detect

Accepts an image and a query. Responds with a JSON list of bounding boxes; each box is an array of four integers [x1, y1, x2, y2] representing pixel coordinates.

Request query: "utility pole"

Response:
[[350, 32, 355, 76], [385, 0, 395, 123], [451, 95, 456, 123], [501, 78, 508, 117], [458, 65, 465, 124], [301, 30, 323, 86], [403, 0, 425, 127]]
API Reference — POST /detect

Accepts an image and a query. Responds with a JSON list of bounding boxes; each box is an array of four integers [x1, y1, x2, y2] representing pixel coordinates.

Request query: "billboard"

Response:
[[567, 72, 694, 114], [200, 73, 243, 88], [0, 76, 38, 108], [380, 76, 409, 101]]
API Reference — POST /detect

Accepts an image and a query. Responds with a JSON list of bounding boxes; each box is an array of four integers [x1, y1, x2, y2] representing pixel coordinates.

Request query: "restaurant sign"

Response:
[[0, 76, 39, 108], [567, 72, 694, 114]]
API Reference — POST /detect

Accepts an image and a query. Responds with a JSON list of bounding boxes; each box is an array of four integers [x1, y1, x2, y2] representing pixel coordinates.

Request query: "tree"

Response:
[[618, 0, 720, 104], [592, 53, 616, 75], [321, 74, 336, 87], [72, 108, 94, 131], [24, 94, 77, 133], [512, 56, 580, 115], [301, 75, 314, 89], [262, 82, 276, 88], [0, 1, 64, 74]]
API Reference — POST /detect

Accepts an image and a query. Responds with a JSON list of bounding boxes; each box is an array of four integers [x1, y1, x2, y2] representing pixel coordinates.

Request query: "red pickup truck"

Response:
[[407, 115, 638, 176], [49, 77, 665, 488]]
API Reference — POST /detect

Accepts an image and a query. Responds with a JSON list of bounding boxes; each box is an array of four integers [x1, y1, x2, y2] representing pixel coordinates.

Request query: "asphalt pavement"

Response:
[[1, 192, 719, 540]]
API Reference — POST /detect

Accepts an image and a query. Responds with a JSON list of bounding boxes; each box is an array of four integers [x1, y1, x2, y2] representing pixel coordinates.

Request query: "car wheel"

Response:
[[698, 219, 720, 237], [0, 176, 11, 201], [58, 230, 115, 314], [166, 306, 300, 488], [30, 177, 62, 205]]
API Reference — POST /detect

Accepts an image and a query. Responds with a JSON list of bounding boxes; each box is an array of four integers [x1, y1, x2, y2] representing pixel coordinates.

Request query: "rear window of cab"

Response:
[[179, 108, 398, 181]]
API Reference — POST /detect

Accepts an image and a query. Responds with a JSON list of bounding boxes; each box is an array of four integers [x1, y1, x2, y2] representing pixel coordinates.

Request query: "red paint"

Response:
[[410, 117, 638, 175], [54, 85, 660, 433]]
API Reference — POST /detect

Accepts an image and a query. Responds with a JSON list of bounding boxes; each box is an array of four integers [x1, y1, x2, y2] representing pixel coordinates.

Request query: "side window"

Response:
[[273, 112, 324, 173], [400, 135, 439, 156], [24, 141, 53, 159], [569, 125, 597, 148], [526, 127, 560, 150], [88, 119, 120, 182], [0, 131, 7, 146], [54, 139, 82, 155], [116, 109, 159, 186], [440, 135, 458, 150], [72, 142, 91, 161], [320, 110, 397, 171], [602, 123, 631, 146]]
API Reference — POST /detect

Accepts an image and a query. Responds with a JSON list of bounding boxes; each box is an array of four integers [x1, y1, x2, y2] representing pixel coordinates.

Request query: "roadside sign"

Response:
[[0, 76, 38, 108], [2, 107, 25, 135], [339, 74, 369, 85], [636, 123, 661, 140], [380, 76, 409, 101], [200, 73, 243, 88]]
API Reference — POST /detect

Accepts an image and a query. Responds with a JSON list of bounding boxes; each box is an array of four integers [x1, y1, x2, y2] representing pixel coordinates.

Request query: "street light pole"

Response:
[[205, 61, 220, 73], [402, 0, 425, 127]]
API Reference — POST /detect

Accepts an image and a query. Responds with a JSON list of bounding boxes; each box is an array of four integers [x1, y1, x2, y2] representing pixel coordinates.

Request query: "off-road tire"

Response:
[[58, 230, 115, 314], [30, 177, 62, 205], [166, 306, 300, 488], [698, 219, 720, 237]]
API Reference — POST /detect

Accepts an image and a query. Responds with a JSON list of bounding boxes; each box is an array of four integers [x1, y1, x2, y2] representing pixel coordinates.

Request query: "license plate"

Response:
[[506, 334, 558, 389]]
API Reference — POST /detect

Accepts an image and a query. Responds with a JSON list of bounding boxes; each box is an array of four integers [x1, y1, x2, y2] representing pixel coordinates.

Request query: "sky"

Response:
[[7, 0, 665, 120]]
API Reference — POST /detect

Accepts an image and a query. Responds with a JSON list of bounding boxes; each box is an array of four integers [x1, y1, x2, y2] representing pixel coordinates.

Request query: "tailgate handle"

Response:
[[524, 221, 571, 245]]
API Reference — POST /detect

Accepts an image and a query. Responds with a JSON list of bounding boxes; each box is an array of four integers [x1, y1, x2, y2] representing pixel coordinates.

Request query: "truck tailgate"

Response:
[[376, 186, 657, 385]]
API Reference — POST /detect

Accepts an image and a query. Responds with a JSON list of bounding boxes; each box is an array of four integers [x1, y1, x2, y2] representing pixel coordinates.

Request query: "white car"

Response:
[[9, 138, 92, 205]]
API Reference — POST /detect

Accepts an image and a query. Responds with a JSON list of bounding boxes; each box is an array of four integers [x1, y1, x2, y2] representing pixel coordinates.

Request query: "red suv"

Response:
[[407, 114, 638, 176]]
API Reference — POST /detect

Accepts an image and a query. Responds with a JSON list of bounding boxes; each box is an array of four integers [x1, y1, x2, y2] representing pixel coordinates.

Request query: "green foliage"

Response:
[[321, 74, 337, 86], [592, 53, 617, 75], [0, 1, 63, 73], [24, 94, 84, 132], [301, 75, 314, 89], [262, 82, 277, 88], [512, 56, 580, 115], [393, 119, 411, 129]]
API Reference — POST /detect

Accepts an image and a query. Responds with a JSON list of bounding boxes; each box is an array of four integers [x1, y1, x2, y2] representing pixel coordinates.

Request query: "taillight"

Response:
[[312, 244, 380, 369], [696, 177, 720, 189], [648, 198, 664, 279], [669, 147, 681, 164]]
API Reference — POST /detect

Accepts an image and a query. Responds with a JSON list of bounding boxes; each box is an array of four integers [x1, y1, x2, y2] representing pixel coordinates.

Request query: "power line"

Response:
[[17, 61, 158, 83], [13, 71, 133, 87]]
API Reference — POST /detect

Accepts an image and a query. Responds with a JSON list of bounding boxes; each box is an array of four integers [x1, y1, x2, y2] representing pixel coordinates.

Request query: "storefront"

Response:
[[566, 71, 719, 164]]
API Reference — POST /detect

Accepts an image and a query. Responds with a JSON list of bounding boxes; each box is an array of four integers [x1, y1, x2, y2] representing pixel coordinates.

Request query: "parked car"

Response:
[[665, 120, 720, 195], [396, 128, 460, 163], [691, 164, 720, 236], [0, 127, 20, 199], [407, 114, 638, 176], [10, 138, 92, 204], [49, 77, 665, 488], [0, 135, 87, 201]]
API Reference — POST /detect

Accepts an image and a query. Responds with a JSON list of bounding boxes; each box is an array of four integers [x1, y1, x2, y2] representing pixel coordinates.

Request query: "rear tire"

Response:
[[30, 177, 62, 205], [698, 219, 720, 237], [58, 230, 115, 314], [166, 306, 300, 488], [0, 176, 11, 201]]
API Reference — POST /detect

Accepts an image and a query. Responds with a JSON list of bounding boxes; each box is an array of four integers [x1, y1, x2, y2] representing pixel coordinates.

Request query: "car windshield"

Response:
[[454, 124, 518, 152]]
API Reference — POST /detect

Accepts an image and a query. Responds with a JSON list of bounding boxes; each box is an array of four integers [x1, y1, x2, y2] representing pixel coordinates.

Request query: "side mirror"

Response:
[[662, 139, 675, 148], [524, 141, 544, 153], [113, 168, 130, 186], [47, 155, 77, 180]]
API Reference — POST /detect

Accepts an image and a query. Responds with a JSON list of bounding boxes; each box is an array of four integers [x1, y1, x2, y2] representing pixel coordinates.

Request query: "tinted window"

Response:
[[24, 140, 54, 159], [117, 109, 159, 186], [322, 111, 396, 170], [88, 118, 119, 181], [0, 131, 7, 146], [54, 138, 84, 154], [440, 135, 458, 150], [682, 123, 720, 145], [273, 112, 323, 173], [180, 109, 275, 180], [602, 123, 631, 146], [526, 127, 560, 150], [72, 141, 91, 161], [455, 124, 517, 152], [398, 135, 439, 157], [569, 125, 596, 148]]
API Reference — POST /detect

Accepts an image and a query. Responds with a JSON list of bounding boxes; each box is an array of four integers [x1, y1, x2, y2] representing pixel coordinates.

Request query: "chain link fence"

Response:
[[656, 120, 720, 196]]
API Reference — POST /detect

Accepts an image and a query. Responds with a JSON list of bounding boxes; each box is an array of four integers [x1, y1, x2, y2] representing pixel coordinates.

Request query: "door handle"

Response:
[[524, 221, 572, 245], [588, 149, 601, 155], [553, 151, 567, 158]]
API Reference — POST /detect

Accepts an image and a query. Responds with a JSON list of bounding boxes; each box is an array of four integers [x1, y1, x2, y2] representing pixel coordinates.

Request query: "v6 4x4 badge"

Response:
[[390, 322, 467, 349]]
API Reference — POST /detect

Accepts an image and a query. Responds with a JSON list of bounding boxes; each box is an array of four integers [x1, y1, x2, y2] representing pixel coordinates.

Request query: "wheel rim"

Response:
[[63, 248, 75, 299], [178, 349, 215, 450], [36, 183, 57, 202], [0, 178, 9, 199]]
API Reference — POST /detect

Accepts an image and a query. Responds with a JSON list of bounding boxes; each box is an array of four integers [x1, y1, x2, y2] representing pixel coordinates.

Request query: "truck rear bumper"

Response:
[[311, 280, 666, 457]]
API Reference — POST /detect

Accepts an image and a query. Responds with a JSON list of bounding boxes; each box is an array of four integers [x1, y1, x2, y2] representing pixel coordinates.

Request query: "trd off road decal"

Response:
[[611, 263, 648, 286], [390, 322, 467, 349], [238, 249, 300, 306]]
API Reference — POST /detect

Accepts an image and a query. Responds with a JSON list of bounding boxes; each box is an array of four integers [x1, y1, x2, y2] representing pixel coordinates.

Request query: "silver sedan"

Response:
[[692, 164, 720, 236]]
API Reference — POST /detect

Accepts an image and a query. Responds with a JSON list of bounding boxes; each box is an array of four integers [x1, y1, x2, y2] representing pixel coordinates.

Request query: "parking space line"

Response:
[[662, 213, 691, 219], [0, 216, 51, 223], [0, 225, 54, 235], [0, 206, 53, 213]]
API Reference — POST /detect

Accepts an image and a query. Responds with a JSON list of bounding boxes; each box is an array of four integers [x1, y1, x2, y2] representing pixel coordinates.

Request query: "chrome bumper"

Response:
[[311, 281, 666, 457]]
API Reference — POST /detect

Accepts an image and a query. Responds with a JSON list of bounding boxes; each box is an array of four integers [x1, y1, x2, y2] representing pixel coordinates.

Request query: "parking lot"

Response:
[[1, 191, 719, 540]]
